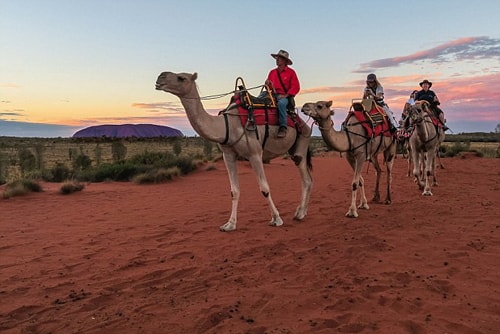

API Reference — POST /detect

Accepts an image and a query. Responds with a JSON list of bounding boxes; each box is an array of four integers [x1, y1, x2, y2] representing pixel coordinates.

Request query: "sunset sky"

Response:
[[1, 0, 499, 137]]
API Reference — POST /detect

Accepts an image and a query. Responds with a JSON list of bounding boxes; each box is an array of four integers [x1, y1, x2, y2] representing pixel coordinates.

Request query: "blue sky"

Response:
[[1, 0, 499, 137]]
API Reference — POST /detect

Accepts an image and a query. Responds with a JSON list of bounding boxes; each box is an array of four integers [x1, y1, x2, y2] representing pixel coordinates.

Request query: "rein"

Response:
[[184, 84, 265, 101]]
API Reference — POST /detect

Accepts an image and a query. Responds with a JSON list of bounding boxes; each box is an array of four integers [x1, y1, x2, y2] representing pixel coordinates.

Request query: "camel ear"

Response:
[[326, 100, 332, 108], [192, 72, 198, 81]]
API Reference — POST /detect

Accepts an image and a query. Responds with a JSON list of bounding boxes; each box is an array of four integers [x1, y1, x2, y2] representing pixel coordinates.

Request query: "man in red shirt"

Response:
[[264, 50, 300, 138]]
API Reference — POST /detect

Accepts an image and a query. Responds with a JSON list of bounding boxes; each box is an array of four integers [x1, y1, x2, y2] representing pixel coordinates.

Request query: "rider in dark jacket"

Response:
[[415, 79, 448, 130]]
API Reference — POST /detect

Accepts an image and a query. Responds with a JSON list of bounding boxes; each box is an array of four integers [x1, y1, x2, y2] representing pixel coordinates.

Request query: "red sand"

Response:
[[1, 154, 499, 334]]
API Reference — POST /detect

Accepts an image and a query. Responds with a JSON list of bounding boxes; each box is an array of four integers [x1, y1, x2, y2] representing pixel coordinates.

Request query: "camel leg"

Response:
[[293, 155, 312, 221], [346, 155, 367, 217], [220, 152, 240, 232], [383, 143, 396, 204], [247, 155, 283, 227], [422, 150, 435, 196], [291, 136, 313, 221], [433, 150, 441, 186], [412, 148, 425, 190], [406, 142, 413, 177], [357, 174, 369, 210], [370, 157, 382, 203]]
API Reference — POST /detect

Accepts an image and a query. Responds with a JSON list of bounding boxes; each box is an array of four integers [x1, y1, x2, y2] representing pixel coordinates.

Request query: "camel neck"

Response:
[[318, 120, 352, 152], [179, 92, 226, 143]]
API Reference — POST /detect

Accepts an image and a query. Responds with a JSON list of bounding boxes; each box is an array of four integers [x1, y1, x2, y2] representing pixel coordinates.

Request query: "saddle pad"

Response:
[[233, 95, 299, 129], [350, 106, 392, 137]]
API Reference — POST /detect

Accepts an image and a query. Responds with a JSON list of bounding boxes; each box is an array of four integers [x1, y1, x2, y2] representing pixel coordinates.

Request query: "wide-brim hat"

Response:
[[271, 49, 293, 65], [419, 79, 432, 88]]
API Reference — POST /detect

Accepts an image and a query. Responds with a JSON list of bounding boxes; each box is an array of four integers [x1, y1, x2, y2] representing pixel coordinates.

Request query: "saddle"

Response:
[[349, 98, 392, 137], [230, 77, 304, 133], [414, 101, 443, 129]]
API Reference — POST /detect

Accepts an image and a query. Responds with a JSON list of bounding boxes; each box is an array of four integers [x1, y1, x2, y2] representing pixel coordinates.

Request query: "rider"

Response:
[[262, 49, 300, 138], [400, 90, 418, 130], [363, 73, 399, 133], [415, 79, 448, 130]]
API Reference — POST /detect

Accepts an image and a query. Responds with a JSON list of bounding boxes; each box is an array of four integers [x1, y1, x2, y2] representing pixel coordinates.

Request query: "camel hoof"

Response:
[[219, 222, 236, 232], [422, 191, 433, 196], [358, 203, 370, 210], [269, 216, 284, 227], [384, 199, 392, 205], [345, 211, 358, 218], [294, 207, 307, 221]]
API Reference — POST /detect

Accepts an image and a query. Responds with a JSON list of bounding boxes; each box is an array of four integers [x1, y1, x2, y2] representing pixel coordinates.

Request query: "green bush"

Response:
[[89, 162, 145, 182], [133, 167, 181, 184], [129, 151, 175, 166], [47, 163, 71, 182], [73, 154, 92, 171]]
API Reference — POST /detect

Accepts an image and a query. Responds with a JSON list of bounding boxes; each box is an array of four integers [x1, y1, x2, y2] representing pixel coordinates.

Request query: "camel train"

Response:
[[155, 71, 313, 231], [155, 71, 445, 228]]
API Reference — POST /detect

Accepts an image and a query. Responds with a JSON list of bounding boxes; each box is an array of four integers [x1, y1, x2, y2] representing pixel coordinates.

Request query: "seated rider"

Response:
[[363, 73, 399, 133], [400, 90, 418, 129], [260, 49, 300, 138], [415, 79, 448, 130]]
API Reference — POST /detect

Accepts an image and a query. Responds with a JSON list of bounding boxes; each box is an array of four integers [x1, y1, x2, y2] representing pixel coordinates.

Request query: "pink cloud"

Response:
[[356, 36, 500, 72]]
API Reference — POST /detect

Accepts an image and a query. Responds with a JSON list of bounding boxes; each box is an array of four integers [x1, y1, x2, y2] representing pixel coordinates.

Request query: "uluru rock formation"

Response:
[[72, 124, 183, 138]]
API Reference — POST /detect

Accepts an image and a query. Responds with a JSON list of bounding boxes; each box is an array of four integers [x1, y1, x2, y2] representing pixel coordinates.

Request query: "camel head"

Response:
[[155, 72, 198, 97], [301, 101, 334, 122], [408, 101, 430, 124]]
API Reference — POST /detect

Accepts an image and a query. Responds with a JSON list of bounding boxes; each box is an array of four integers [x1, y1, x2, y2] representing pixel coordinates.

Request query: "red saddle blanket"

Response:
[[427, 110, 443, 128], [350, 104, 392, 137], [233, 94, 300, 129]]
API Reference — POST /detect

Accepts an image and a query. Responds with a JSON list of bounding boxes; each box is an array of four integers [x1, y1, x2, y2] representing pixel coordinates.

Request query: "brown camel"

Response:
[[407, 101, 445, 196], [301, 101, 396, 218], [155, 72, 313, 231]]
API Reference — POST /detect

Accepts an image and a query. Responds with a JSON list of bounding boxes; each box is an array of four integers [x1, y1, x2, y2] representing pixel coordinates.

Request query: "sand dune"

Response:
[[1, 153, 499, 333]]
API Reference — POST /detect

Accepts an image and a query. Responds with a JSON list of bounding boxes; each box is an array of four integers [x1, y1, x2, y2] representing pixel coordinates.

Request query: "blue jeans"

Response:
[[257, 92, 288, 128], [276, 96, 288, 128]]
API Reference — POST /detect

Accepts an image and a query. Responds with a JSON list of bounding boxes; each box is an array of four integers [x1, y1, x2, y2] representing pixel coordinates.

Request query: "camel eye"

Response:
[[317, 105, 323, 110], [177, 76, 186, 82]]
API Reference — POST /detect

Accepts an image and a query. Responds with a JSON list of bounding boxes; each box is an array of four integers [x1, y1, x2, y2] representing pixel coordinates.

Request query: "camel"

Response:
[[301, 100, 396, 218], [400, 102, 444, 179], [155, 72, 313, 231], [407, 101, 445, 196]]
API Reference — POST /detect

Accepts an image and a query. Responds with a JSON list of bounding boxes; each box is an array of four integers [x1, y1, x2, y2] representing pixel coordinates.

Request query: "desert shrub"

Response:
[[173, 140, 182, 156], [46, 162, 71, 182], [60, 181, 85, 194], [111, 141, 127, 162], [133, 167, 181, 184], [94, 144, 103, 166], [129, 151, 175, 166], [204, 164, 217, 171], [73, 154, 92, 171], [444, 142, 470, 157], [3, 179, 42, 199], [173, 156, 198, 175], [18, 148, 36, 175], [81, 162, 146, 182]]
